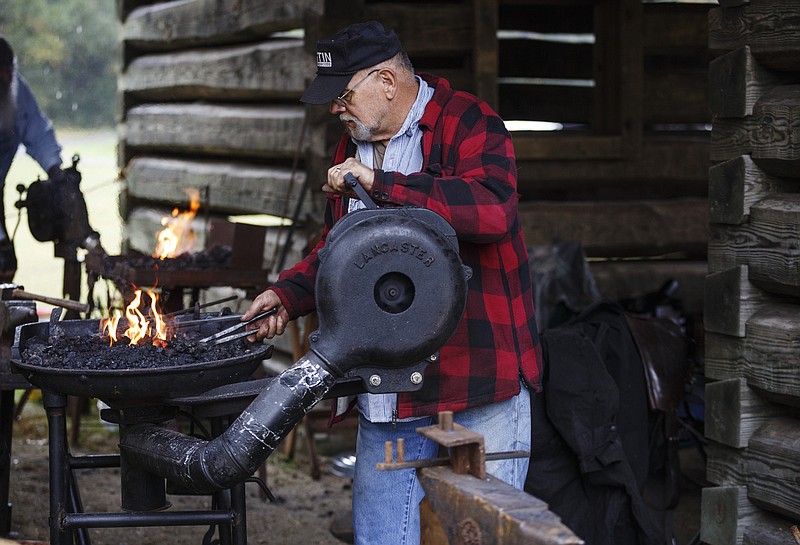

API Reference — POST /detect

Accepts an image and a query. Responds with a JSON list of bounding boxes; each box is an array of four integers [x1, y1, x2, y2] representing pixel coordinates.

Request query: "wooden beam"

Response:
[[418, 467, 582, 545], [750, 86, 800, 177], [704, 378, 785, 449], [747, 194, 800, 296], [709, 46, 795, 119], [589, 259, 706, 315], [701, 485, 777, 545], [305, 5, 472, 57], [712, 85, 800, 176], [516, 136, 709, 200], [519, 198, 708, 259], [122, 40, 313, 101], [747, 418, 800, 519], [123, 0, 323, 51], [743, 519, 800, 545], [472, 0, 498, 109], [124, 103, 306, 160], [593, 0, 642, 156], [705, 441, 747, 486], [709, 1, 800, 72], [709, 155, 789, 225], [711, 116, 755, 163], [642, 2, 710, 54], [705, 332, 746, 381], [513, 134, 626, 161], [643, 70, 709, 125], [709, 221, 800, 295], [124, 156, 318, 219], [704, 265, 781, 337], [744, 304, 800, 401]]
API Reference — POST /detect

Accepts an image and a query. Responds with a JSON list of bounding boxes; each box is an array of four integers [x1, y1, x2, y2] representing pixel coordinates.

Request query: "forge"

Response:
[[11, 202, 470, 545]]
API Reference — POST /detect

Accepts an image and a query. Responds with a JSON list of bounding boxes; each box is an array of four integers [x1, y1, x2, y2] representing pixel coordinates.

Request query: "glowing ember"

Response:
[[100, 289, 170, 347], [153, 189, 201, 259]]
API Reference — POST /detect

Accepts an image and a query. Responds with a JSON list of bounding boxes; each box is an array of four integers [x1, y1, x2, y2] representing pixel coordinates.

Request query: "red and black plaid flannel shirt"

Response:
[[270, 73, 542, 418]]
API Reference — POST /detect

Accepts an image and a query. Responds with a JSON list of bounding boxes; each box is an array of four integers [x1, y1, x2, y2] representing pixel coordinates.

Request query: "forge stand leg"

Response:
[[0, 390, 14, 536], [43, 390, 91, 545], [44, 390, 70, 545], [208, 416, 248, 545]]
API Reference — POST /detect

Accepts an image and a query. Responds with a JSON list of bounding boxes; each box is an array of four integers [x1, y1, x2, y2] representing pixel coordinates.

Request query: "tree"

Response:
[[0, 0, 116, 127]]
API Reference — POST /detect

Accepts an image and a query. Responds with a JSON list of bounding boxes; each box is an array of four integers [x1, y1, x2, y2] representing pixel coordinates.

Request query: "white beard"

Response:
[[0, 73, 18, 133]]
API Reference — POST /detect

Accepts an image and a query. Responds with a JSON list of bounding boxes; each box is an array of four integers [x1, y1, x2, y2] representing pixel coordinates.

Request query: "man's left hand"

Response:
[[47, 165, 67, 183], [325, 158, 374, 196]]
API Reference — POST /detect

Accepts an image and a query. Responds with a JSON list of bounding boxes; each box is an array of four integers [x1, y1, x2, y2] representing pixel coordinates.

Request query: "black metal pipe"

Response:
[[64, 510, 234, 528], [119, 351, 338, 493]]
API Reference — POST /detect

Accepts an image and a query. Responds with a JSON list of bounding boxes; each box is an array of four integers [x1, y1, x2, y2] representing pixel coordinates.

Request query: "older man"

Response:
[[0, 35, 65, 280], [243, 20, 540, 545]]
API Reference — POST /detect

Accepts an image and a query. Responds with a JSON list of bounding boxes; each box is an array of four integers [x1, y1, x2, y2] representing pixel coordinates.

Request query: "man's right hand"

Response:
[[242, 289, 289, 340]]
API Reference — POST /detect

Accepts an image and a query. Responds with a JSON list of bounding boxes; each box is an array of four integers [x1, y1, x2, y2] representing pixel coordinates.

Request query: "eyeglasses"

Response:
[[333, 69, 379, 107]]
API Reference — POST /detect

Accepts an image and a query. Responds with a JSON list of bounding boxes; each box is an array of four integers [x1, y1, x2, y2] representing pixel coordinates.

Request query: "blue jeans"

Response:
[[351, 386, 531, 545]]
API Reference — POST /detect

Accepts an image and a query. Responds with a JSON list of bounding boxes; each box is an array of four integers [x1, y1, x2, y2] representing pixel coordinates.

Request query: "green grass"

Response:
[[5, 126, 122, 316]]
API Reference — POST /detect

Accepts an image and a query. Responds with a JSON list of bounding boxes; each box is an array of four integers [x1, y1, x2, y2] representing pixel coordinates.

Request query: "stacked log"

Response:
[[704, 2, 800, 543], [117, 0, 325, 279]]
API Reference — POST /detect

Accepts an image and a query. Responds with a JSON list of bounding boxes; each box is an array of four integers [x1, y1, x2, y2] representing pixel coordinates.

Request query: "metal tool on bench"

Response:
[[0, 283, 88, 314], [197, 308, 277, 346]]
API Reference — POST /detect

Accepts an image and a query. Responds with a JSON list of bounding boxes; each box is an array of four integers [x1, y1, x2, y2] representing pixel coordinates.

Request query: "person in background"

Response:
[[243, 20, 540, 545], [0, 34, 66, 281]]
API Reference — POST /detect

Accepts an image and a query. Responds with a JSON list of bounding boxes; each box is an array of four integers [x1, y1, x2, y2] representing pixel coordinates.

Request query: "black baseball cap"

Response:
[[300, 21, 402, 105]]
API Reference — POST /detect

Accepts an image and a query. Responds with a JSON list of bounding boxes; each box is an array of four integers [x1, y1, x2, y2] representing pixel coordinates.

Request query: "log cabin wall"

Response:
[[702, 1, 800, 544], [117, 0, 712, 317], [116, 0, 326, 280]]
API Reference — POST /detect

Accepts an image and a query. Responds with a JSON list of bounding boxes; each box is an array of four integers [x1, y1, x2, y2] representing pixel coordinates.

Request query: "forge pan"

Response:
[[10, 315, 272, 404]]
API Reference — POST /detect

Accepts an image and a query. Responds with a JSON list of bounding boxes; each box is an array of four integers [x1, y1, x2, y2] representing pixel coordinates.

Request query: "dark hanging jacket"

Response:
[[525, 301, 665, 545]]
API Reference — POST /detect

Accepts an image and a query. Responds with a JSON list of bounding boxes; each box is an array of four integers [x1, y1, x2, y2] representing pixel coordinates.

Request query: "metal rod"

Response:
[[376, 450, 530, 471], [64, 510, 235, 529], [163, 295, 238, 319], [68, 454, 120, 470]]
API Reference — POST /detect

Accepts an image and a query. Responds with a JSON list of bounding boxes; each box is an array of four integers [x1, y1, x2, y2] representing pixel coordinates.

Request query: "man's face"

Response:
[[330, 69, 389, 142], [0, 66, 11, 101]]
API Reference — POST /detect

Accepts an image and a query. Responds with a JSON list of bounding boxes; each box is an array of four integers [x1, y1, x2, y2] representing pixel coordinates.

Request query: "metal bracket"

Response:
[[376, 411, 530, 479]]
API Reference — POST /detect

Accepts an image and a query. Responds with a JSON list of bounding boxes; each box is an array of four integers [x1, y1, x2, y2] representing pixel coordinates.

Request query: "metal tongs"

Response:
[[197, 308, 277, 346]]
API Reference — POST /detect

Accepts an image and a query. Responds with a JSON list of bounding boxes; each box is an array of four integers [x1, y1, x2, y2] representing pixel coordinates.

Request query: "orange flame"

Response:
[[102, 314, 121, 346], [153, 189, 201, 259], [99, 289, 170, 346]]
